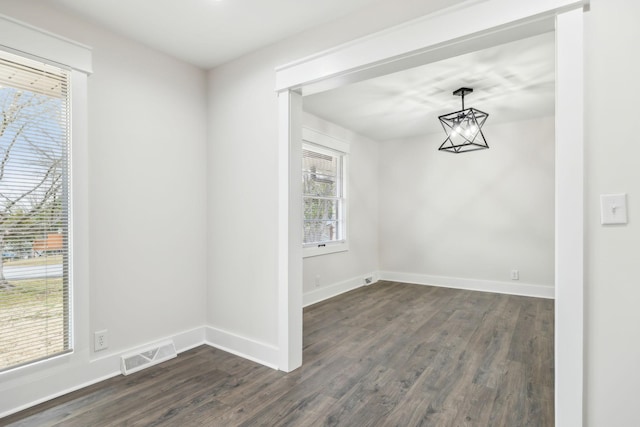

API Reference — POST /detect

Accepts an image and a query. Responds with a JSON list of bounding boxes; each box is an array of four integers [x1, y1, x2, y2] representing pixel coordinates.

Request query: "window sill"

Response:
[[303, 242, 349, 258]]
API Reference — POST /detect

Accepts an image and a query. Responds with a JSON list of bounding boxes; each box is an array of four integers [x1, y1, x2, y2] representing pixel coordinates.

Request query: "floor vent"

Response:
[[120, 340, 177, 376]]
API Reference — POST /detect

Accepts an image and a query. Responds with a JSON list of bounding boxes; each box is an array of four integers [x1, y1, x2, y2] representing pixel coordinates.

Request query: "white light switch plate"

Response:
[[600, 193, 627, 225]]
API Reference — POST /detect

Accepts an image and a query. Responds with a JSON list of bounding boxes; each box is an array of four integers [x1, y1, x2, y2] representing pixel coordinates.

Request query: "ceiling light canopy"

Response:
[[438, 87, 489, 153]]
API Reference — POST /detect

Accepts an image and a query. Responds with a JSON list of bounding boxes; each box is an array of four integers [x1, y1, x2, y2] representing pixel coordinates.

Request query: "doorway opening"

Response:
[[276, 4, 583, 426]]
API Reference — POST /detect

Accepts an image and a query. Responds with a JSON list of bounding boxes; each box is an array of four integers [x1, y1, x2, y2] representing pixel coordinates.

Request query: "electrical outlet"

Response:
[[510, 269, 519, 281], [94, 330, 108, 352]]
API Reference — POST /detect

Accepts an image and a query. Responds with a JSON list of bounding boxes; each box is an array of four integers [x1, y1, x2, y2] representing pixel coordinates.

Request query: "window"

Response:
[[302, 128, 349, 257], [0, 50, 71, 371]]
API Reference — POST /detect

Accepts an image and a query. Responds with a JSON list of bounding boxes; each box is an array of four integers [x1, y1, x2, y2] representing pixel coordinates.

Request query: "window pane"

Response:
[[304, 220, 340, 244], [0, 51, 70, 372], [302, 149, 338, 197], [303, 171, 336, 197], [302, 149, 338, 176], [304, 198, 339, 221]]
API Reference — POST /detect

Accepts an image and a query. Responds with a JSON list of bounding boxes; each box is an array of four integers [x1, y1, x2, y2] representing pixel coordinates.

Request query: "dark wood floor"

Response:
[[2, 281, 554, 426]]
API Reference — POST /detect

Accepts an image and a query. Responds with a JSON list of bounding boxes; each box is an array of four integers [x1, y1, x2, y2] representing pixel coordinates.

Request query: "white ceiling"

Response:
[[48, 1, 555, 143], [304, 32, 556, 142], [51, 0, 383, 69]]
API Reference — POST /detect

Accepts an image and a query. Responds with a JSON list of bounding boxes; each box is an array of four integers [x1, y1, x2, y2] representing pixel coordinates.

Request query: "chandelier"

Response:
[[438, 87, 489, 153]]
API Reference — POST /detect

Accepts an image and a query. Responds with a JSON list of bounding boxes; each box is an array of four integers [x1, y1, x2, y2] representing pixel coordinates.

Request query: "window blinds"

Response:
[[0, 50, 71, 371]]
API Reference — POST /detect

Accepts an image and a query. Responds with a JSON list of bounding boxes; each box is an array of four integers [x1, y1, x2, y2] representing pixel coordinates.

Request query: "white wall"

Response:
[[0, 0, 207, 415], [85, 21, 208, 353], [584, 1, 640, 425], [206, 0, 469, 352], [300, 115, 553, 301], [301, 113, 379, 304], [379, 117, 555, 288], [206, 50, 280, 347]]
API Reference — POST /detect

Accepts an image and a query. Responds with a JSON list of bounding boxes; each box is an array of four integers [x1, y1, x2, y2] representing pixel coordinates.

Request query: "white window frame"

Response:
[[0, 13, 90, 388], [302, 127, 349, 258], [0, 50, 73, 372]]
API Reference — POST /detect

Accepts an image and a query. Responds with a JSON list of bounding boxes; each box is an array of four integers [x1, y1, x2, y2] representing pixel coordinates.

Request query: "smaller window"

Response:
[[302, 128, 349, 258]]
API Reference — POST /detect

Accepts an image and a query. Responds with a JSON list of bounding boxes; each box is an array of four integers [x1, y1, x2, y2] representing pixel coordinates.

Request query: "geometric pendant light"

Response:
[[438, 87, 489, 153]]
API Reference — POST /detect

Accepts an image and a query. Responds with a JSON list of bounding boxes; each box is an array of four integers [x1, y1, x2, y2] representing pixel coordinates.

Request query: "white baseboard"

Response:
[[378, 271, 554, 299], [204, 326, 279, 370], [172, 326, 207, 353], [303, 273, 376, 307]]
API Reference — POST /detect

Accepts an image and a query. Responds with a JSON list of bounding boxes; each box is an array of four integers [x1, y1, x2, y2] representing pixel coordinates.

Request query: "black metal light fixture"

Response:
[[438, 87, 489, 153]]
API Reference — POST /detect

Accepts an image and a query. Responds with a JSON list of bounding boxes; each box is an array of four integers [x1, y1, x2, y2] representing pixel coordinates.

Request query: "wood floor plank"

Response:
[[448, 383, 498, 427], [315, 364, 395, 426], [2, 281, 554, 427]]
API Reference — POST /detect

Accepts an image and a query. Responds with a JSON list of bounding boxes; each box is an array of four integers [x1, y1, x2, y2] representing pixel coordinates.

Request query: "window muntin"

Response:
[[0, 50, 71, 372], [302, 143, 346, 248]]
